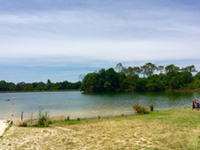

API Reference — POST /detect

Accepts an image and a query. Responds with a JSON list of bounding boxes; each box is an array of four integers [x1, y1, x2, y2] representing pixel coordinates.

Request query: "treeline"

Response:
[[80, 62, 200, 93], [0, 79, 82, 92]]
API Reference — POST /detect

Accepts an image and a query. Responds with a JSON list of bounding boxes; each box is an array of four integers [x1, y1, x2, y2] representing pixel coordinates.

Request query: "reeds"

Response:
[[132, 103, 149, 114]]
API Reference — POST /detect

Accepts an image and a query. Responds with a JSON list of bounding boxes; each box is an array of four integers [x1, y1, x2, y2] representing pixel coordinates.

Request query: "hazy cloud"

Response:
[[1, 0, 200, 83]]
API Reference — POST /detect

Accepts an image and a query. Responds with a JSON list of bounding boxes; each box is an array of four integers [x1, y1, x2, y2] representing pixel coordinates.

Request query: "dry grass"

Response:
[[1, 108, 200, 149]]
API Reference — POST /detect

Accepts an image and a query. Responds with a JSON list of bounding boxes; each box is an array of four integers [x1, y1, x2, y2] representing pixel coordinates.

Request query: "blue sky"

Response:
[[1, 0, 200, 83]]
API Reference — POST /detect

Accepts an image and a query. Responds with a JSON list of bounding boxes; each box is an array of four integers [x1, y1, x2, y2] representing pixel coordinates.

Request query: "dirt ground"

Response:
[[0, 108, 200, 149]]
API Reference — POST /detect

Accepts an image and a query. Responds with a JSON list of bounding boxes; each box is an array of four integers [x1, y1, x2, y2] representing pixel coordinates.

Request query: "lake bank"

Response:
[[1, 108, 200, 149], [1, 87, 200, 93], [0, 89, 81, 93]]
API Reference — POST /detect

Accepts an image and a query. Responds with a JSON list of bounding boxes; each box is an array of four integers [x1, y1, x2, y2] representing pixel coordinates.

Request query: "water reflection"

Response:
[[0, 91, 199, 119]]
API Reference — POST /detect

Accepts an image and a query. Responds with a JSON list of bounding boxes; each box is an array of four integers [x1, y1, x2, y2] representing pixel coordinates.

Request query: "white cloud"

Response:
[[1, 0, 200, 76], [1, 37, 200, 64], [0, 11, 83, 24]]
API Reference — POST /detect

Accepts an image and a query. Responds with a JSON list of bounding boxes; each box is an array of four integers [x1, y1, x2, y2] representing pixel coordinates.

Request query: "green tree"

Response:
[[104, 68, 120, 92], [165, 64, 180, 73], [141, 62, 157, 77], [81, 73, 99, 92], [0, 80, 7, 91], [115, 63, 124, 73], [46, 79, 52, 90], [135, 78, 147, 92], [118, 72, 128, 92], [158, 65, 164, 74], [132, 67, 142, 76], [16, 82, 26, 91], [182, 65, 197, 73]]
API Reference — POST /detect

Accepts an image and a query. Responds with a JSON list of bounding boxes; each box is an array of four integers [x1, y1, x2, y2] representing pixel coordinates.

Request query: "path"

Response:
[[0, 120, 10, 136]]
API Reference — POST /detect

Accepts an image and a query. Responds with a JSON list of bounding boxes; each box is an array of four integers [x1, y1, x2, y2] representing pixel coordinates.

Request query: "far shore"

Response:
[[1, 88, 200, 93], [0, 89, 81, 93]]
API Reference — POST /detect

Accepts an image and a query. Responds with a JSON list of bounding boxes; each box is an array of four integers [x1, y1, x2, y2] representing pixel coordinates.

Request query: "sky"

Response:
[[1, 0, 200, 84]]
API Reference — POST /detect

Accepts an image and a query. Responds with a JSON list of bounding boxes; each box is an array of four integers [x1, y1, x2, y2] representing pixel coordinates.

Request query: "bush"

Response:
[[65, 116, 70, 121], [37, 109, 50, 127], [132, 103, 149, 114], [150, 104, 154, 111], [19, 121, 28, 127]]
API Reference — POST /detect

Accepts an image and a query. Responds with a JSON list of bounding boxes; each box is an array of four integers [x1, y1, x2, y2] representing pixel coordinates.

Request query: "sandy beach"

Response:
[[0, 120, 8, 137]]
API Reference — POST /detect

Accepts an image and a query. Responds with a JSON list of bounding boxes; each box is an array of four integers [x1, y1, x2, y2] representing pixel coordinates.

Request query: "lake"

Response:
[[0, 91, 199, 120]]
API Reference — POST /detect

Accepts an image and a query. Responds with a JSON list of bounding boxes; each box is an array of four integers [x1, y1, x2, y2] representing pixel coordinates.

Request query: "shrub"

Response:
[[132, 103, 149, 114], [66, 116, 70, 121], [19, 121, 28, 127], [150, 104, 154, 111], [37, 109, 50, 127]]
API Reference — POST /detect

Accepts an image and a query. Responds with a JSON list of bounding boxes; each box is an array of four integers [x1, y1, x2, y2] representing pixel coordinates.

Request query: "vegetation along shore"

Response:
[[1, 108, 200, 149], [1, 62, 200, 93]]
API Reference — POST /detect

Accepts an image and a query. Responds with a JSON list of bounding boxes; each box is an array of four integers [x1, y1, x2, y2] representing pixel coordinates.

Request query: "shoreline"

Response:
[[1, 88, 200, 93], [0, 106, 192, 121], [0, 89, 81, 93], [3, 107, 191, 125]]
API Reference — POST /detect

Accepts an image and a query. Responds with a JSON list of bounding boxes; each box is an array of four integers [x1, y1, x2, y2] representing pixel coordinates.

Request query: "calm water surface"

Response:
[[0, 91, 199, 119]]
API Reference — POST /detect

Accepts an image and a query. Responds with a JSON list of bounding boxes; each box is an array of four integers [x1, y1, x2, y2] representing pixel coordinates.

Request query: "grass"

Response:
[[53, 119, 82, 125], [1, 108, 200, 149]]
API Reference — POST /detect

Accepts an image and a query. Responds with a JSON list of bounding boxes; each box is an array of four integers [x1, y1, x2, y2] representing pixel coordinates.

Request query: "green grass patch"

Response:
[[85, 130, 92, 133], [53, 119, 82, 125]]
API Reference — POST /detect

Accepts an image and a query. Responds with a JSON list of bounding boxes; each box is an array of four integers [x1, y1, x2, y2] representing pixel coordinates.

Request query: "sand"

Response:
[[0, 120, 10, 137]]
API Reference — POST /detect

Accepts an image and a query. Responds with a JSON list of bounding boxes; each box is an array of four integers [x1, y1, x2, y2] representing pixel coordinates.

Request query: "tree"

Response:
[[141, 65, 148, 78], [135, 78, 147, 92], [46, 79, 52, 90], [115, 63, 123, 73], [104, 68, 120, 92], [158, 66, 164, 74], [132, 67, 142, 76], [182, 65, 197, 73], [98, 69, 106, 92], [16, 82, 26, 91], [165, 64, 180, 73], [118, 72, 128, 92], [141, 62, 157, 77], [80, 73, 99, 92]]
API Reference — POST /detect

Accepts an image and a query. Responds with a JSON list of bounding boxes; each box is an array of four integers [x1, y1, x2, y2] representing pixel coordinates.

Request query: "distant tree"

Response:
[[7, 82, 16, 91], [104, 68, 120, 92], [165, 64, 180, 73], [158, 66, 164, 74], [46, 79, 52, 90], [16, 82, 26, 91], [195, 72, 200, 79], [118, 72, 128, 92], [115, 63, 123, 73], [182, 65, 197, 73], [80, 73, 99, 92], [141, 65, 148, 78], [37, 82, 45, 90], [132, 67, 142, 76], [135, 78, 147, 92], [141, 62, 157, 77], [79, 74, 84, 82], [98, 69, 106, 92], [127, 67, 134, 76], [0, 80, 7, 91], [179, 71, 193, 87]]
